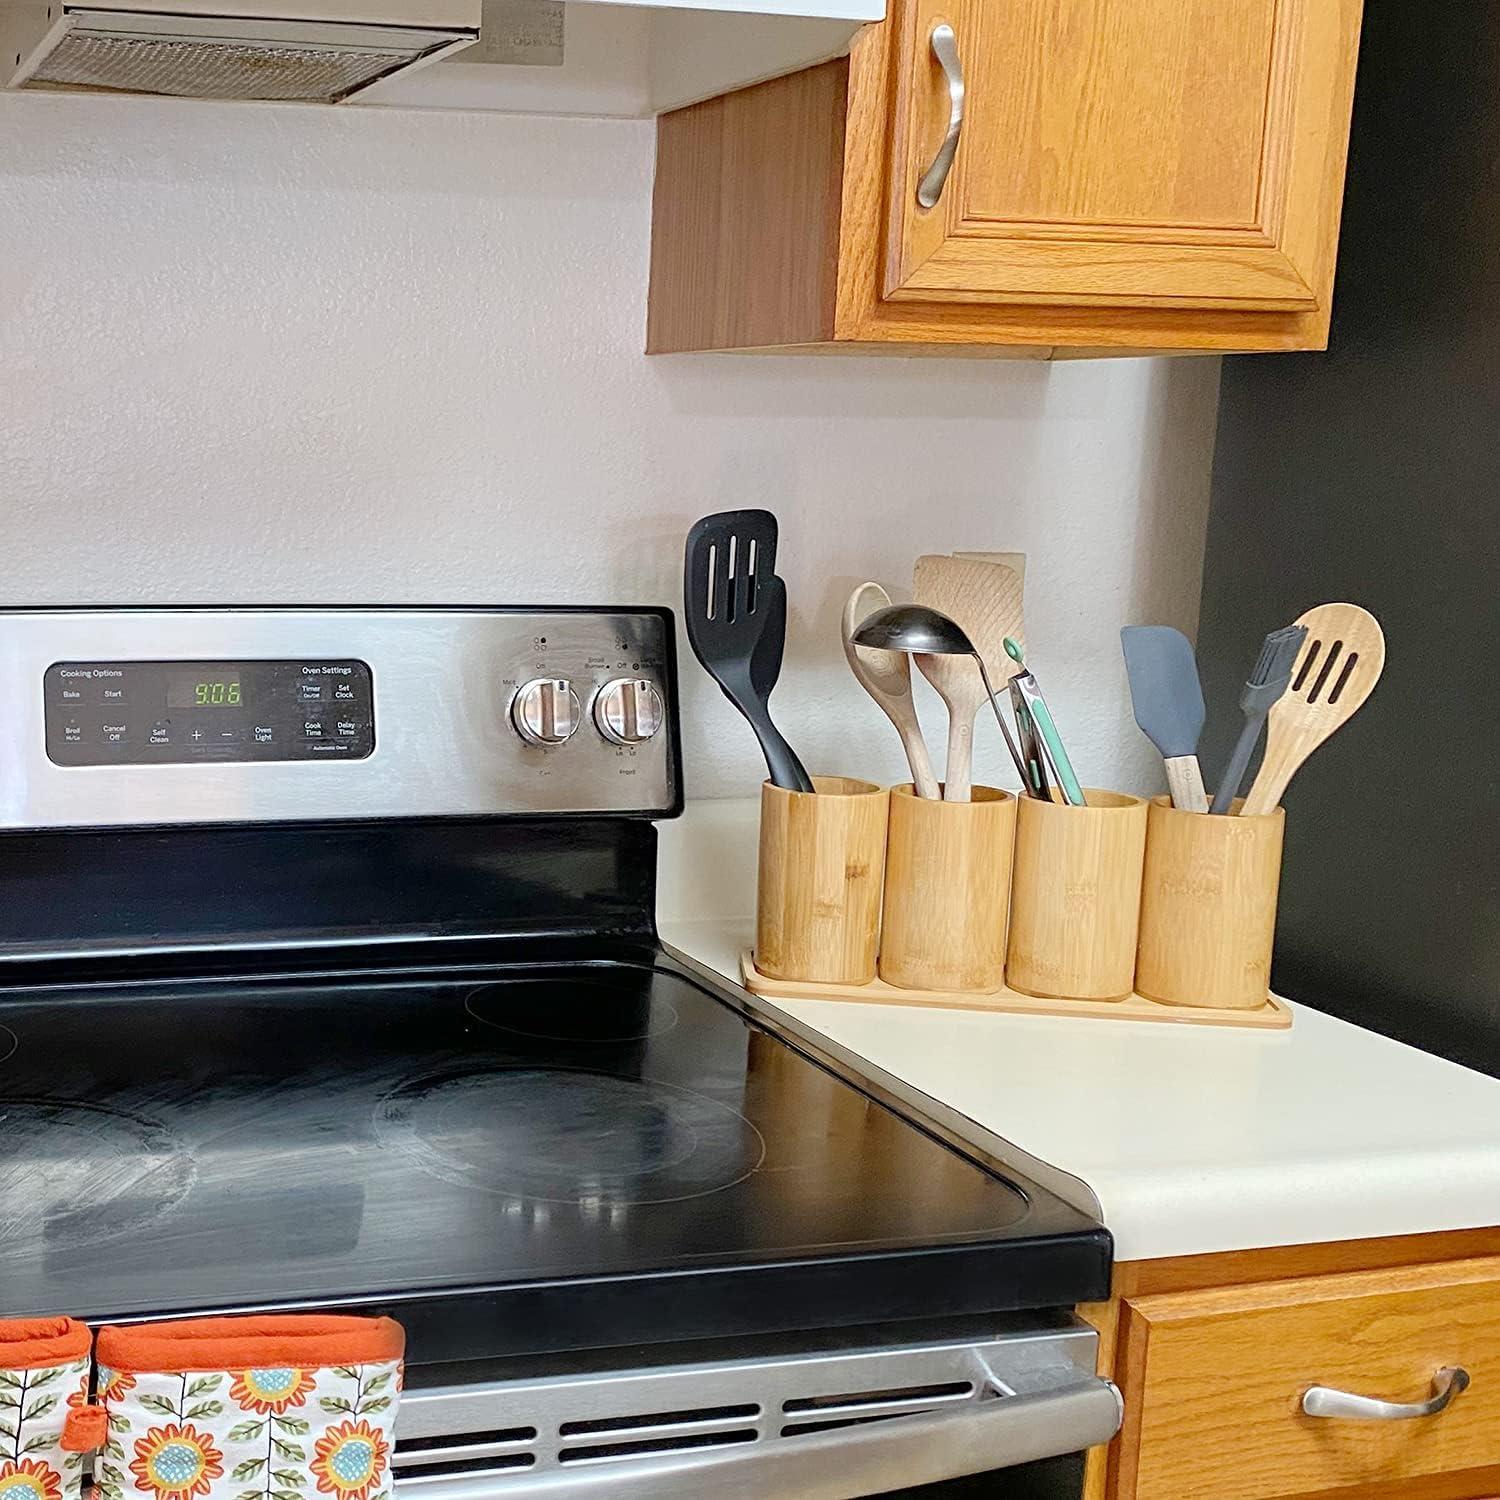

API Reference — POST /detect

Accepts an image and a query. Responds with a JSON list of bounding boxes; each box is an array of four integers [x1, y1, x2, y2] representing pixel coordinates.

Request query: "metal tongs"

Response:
[[1002, 638, 1085, 805]]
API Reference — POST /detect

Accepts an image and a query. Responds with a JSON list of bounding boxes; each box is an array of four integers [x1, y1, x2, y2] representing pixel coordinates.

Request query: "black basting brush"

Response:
[[1209, 624, 1309, 814]]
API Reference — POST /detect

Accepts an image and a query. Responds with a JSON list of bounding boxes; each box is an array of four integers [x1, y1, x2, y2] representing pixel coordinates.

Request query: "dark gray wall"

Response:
[[1197, 0, 1500, 1072]]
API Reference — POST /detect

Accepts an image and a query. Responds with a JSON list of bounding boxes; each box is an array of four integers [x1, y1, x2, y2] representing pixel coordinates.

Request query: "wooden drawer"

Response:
[[1114, 1256, 1500, 1500]]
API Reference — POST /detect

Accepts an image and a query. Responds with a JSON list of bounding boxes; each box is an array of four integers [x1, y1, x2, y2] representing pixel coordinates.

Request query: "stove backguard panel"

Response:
[[0, 817, 659, 964], [0, 606, 678, 965]]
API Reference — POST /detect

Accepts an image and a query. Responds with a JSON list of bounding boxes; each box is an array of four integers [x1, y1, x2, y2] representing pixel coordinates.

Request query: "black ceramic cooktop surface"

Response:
[[0, 958, 1108, 1361]]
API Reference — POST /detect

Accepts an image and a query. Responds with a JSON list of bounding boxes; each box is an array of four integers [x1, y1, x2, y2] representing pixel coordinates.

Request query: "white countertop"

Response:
[[657, 800, 1500, 1264]]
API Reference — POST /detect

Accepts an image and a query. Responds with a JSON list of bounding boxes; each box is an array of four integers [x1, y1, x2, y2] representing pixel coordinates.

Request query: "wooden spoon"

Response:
[[913, 555, 1026, 802], [842, 583, 941, 799], [1241, 602, 1386, 815]]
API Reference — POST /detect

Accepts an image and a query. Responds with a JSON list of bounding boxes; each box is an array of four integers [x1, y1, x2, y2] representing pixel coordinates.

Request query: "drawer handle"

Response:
[[915, 23, 965, 210], [1302, 1366, 1471, 1421]]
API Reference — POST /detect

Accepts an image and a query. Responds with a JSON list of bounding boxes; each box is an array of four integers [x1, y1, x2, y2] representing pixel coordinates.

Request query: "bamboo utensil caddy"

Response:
[[1136, 795, 1286, 1010], [1005, 790, 1149, 1001], [755, 776, 887, 985], [879, 784, 1015, 992], [746, 779, 1292, 1030]]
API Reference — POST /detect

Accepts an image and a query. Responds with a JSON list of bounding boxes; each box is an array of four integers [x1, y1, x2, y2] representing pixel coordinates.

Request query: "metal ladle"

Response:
[[850, 604, 1028, 786]]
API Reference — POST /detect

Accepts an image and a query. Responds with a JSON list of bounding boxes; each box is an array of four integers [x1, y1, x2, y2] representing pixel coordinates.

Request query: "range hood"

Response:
[[2, 0, 478, 101], [0, 0, 880, 115]]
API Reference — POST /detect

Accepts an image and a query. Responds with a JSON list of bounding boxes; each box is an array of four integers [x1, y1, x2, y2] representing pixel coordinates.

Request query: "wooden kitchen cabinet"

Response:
[[1087, 1229, 1500, 1500], [647, 0, 1364, 356]]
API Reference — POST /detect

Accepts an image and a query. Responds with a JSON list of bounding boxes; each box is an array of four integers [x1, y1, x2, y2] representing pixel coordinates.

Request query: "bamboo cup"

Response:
[[879, 784, 1017, 992], [1136, 795, 1285, 1009], [1005, 789, 1148, 1001], [756, 776, 888, 985]]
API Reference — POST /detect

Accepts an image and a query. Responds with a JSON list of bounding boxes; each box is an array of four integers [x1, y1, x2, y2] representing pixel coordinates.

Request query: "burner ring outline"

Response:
[[373, 1065, 766, 1207], [463, 978, 679, 1044], [0, 1097, 197, 1251]]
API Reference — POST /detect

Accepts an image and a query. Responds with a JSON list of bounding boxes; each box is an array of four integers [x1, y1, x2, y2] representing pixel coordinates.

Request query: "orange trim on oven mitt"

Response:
[[0, 1315, 95, 1497], [92, 1314, 405, 1500], [95, 1314, 405, 1373], [0, 1316, 92, 1370]]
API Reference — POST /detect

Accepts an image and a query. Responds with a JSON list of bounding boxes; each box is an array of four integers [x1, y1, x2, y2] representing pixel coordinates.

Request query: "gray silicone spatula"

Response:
[[1120, 626, 1210, 813]]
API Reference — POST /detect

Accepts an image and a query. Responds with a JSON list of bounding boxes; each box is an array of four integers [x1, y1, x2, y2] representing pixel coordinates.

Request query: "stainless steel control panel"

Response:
[[0, 609, 679, 829]]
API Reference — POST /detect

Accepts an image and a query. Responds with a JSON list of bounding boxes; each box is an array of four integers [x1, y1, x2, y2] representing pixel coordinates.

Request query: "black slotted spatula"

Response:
[[684, 510, 814, 792]]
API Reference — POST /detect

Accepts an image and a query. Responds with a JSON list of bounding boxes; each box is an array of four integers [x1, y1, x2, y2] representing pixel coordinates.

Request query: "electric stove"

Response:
[[0, 606, 1117, 1498]]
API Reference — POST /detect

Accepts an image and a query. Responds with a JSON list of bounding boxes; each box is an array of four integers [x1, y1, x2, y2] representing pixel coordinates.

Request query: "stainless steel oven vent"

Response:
[[390, 1324, 1117, 1494], [5, 3, 477, 102], [556, 1402, 761, 1464], [779, 1378, 975, 1436], [394, 1380, 974, 1484]]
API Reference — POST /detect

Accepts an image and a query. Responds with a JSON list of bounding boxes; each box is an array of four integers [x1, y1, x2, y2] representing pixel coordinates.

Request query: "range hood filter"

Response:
[[8, 6, 477, 102]]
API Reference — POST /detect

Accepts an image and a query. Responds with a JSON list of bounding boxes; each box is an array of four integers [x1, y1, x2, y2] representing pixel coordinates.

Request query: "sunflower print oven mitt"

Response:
[[92, 1316, 404, 1500], [0, 1317, 93, 1500]]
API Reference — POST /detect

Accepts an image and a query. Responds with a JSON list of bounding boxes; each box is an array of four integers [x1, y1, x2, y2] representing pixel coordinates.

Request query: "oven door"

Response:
[[395, 1320, 1119, 1500]]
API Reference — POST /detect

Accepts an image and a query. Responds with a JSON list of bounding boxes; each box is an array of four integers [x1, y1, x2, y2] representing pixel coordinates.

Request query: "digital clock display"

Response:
[[167, 675, 244, 709]]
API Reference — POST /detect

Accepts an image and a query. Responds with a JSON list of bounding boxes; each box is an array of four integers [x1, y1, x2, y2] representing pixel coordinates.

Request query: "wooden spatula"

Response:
[[913, 555, 1025, 802], [1241, 603, 1386, 815]]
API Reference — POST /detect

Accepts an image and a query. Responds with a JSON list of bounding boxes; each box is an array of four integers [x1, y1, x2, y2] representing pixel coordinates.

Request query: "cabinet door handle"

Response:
[[916, 22, 965, 210], [1302, 1366, 1471, 1421]]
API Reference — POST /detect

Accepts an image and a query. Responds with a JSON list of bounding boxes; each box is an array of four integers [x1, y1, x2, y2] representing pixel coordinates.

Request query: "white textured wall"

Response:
[[0, 90, 1220, 798]]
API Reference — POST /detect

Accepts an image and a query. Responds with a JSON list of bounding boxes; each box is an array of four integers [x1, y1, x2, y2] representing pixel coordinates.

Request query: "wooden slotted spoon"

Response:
[[1240, 602, 1386, 815]]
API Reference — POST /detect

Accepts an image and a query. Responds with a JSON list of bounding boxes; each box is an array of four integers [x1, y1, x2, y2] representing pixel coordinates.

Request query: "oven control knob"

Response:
[[593, 678, 665, 745], [512, 678, 581, 745]]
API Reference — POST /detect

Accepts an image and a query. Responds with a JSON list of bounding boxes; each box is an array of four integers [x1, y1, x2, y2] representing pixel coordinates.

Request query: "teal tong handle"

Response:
[[1003, 637, 1085, 806], [1024, 688, 1086, 806]]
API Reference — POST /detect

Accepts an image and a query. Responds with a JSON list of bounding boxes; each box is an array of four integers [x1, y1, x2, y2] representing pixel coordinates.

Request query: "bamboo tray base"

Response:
[[741, 951, 1293, 1030]]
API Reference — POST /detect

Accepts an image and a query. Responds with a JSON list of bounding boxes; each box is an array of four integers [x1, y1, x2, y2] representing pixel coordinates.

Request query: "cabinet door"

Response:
[[886, 0, 1362, 313]]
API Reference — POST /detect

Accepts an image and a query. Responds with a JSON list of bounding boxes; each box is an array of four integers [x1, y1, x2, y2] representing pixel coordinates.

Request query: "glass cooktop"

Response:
[[0, 959, 1107, 1361]]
